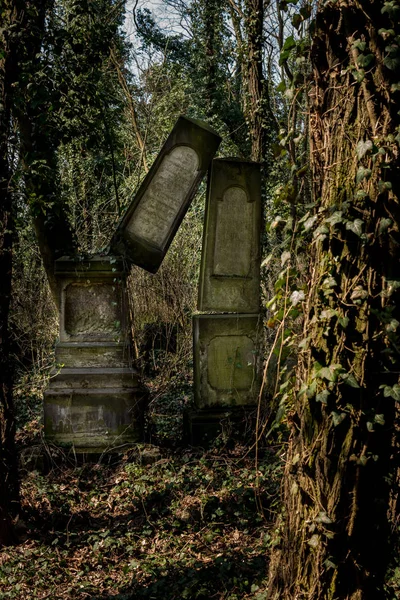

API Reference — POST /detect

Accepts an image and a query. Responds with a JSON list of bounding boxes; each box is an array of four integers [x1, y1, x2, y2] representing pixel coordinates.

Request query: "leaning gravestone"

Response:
[[110, 116, 221, 272], [188, 158, 262, 445], [44, 256, 145, 452], [44, 116, 221, 452]]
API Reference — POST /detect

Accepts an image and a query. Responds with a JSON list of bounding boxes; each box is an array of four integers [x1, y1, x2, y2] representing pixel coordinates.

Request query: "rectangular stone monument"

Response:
[[111, 116, 221, 273], [198, 158, 261, 314], [193, 314, 262, 409], [44, 256, 145, 452]]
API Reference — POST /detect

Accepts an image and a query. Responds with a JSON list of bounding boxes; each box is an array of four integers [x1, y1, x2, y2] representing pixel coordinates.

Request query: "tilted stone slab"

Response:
[[198, 158, 261, 313], [193, 314, 261, 409], [110, 116, 221, 273], [44, 256, 145, 451]]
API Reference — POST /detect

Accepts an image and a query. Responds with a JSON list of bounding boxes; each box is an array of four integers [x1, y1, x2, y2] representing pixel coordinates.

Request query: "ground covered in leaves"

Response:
[[0, 439, 282, 600]]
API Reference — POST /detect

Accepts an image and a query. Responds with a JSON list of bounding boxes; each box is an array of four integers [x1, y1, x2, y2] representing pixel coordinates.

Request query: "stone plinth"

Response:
[[111, 116, 221, 273], [44, 256, 145, 452], [198, 159, 261, 314], [193, 314, 261, 409]]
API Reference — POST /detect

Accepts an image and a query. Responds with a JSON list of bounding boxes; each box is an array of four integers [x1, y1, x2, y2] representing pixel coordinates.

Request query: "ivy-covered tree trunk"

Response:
[[243, 0, 268, 162], [13, 0, 76, 308], [0, 0, 21, 548], [268, 0, 400, 598]]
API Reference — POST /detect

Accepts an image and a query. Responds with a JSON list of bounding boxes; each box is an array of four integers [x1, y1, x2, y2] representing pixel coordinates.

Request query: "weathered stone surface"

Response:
[[55, 342, 130, 368], [198, 159, 261, 313], [193, 314, 261, 408], [111, 116, 221, 273], [44, 389, 145, 451], [49, 367, 139, 389], [44, 256, 144, 451], [57, 256, 126, 343]]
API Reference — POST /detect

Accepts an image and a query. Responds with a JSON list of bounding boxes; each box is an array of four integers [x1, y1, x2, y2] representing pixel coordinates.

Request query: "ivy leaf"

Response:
[[316, 389, 330, 404], [325, 211, 343, 226], [299, 336, 310, 349], [356, 167, 372, 183], [350, 286, 368, 301], [320, 308, 337, 320], [379, 218, 392, 235], [382, 2, 400, 19], [346, 219, 364, 236], [352, 69, 365, 83], [378, 180, 392, 193], [322, 276, 337, 289], [357, 53, 374, 68], [352, 39, 366, 52], [341, 373, 360, 388], [290, 290, 305, 306], [338, 316, 349, 328], [382, 384, 400, 400], [281, 250, 291, 266], [292, 13, 302, 29], [308, 534, 320, 548], [374, 414, 385, 426], [384, 55, 400, 70], [318, 364, 343, 382], [282, 35, 296, 51], [303, 215, 318, 231], [307, 380, 317, 398], [331, 412, 347, 426], [356, 139, 373, 159], [386, 318, 399, 332]]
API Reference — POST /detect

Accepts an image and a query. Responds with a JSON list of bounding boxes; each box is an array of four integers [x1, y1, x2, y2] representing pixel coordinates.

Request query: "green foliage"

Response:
[[0, 449, 282, 598]]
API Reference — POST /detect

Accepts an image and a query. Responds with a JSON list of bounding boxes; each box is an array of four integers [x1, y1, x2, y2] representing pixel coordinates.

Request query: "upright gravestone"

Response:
[[111, 116, 221, 273], [44, 256, 145, 452], [198, 158, 262, 313], [189, 159, 262, 445]]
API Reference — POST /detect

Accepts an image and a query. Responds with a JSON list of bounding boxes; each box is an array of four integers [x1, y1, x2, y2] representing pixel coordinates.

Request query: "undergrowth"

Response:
[[0, 440, 282, 600]]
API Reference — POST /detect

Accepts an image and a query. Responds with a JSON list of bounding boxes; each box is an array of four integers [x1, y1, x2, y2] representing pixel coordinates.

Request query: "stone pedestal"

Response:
[[189, 314, 261, 444], [44, 256, 145, 452]]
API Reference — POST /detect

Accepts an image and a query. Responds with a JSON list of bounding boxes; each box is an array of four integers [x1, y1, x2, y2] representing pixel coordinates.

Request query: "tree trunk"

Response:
[[12, 0, 76, 308], [0, 0, 21, 548], [268, 0, 400, 598], [243, 0, 267, 162]]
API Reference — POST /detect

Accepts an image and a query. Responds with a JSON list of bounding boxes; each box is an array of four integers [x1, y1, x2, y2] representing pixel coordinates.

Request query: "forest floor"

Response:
[[0, 412, 283, 600]]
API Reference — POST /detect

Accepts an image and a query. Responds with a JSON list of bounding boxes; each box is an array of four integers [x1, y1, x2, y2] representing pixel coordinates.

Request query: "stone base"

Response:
[[43, 256, 146, 452], [185, 407, 257, 447], [193, 313, 262, 408], [44, 386, 146, 452]]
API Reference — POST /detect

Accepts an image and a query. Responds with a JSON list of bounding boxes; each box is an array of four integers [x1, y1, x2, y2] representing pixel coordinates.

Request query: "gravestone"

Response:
[[111, 116, 221, 273], [189, 159, 262, 445], [198, 158, 262, 313], [44, 256, 145, 452]]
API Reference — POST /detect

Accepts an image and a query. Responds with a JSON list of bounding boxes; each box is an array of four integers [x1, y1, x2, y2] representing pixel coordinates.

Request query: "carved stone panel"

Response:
[[193, 314, 261, 408], [64, 283, 120, 339], [111, 116, 221, 273], [127, 146, 199, 248], [198, 159, 261, 313]]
